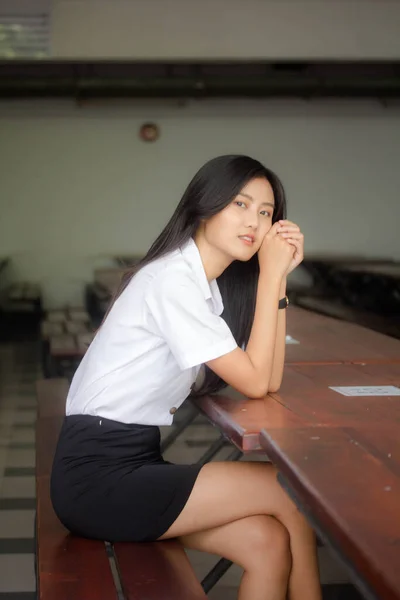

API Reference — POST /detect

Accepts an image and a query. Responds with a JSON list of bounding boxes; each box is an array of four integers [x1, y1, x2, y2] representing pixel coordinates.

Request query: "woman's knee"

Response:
[[240, 515, 291, 574], [266, 464, 310, 527]]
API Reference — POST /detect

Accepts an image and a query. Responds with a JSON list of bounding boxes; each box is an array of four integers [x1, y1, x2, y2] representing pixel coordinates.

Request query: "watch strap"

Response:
[[278, 295, 289, 309]]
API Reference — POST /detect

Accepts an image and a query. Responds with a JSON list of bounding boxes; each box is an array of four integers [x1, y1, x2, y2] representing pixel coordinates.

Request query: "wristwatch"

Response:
[[278, 295, 289, 309]]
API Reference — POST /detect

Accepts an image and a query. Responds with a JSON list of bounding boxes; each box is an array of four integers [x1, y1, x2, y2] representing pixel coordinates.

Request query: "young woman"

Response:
[[51, 155, 322, 600]]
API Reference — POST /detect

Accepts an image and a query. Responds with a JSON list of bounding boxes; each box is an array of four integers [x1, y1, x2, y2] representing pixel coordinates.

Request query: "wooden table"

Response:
[[340, 263, 400, 280], [260, 424, 400, 600], [286, 306, 400, 364], [258, 362, 400, 599], [269, 362, 400, 427], [192, 363, 400, 450], [332, 262, 400, 313], [192, 317, 400, 452], [193, 361, 400, 598], [191, 393, 306, 452], [300, 255, 392, 291]]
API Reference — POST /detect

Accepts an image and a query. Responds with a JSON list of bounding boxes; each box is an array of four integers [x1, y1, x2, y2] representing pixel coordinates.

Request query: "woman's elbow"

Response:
[[245, 381, 270, 399], [268, 381, 281, 394]]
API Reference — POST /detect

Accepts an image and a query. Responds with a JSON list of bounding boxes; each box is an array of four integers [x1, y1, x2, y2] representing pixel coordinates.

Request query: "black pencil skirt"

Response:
[[50, 414, 203, 542]]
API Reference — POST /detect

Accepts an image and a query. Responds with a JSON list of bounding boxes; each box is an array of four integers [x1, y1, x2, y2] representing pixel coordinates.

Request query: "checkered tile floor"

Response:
[[0, 339, 362, 599]]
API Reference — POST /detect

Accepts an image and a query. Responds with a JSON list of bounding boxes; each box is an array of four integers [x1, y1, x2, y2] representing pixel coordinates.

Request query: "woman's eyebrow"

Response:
[[238, 192, 275, 209]]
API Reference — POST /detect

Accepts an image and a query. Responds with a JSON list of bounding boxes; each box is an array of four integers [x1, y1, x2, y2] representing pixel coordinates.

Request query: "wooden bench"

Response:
[[85, 267, 126, 324], [259, 425, 400, 600], [1, 281, 42, 314], [40, 308, 94, 378], [0, 280, 43, 339], [35, 379, 208, 600]]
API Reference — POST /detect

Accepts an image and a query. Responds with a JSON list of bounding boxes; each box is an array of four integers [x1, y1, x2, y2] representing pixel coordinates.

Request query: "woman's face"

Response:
[[201, 177, 275, 262]]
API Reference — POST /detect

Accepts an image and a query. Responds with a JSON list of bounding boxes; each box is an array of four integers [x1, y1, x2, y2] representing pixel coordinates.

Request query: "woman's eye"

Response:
[[260, 210, 271, 217], [235, 201, 246, 208]]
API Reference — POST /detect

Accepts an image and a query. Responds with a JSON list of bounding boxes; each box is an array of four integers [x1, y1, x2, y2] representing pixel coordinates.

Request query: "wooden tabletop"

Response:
[[191, 392, 306, 452], [286, 306, 400, 364], [270, 362, 400, 427], [259, 425, 400, 600]]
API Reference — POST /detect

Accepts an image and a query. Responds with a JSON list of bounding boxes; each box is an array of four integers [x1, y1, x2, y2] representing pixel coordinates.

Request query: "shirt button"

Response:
[[169, 407, 177, 415]]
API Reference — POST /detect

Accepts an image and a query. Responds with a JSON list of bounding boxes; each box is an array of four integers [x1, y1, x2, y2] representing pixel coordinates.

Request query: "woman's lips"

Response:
[[238, 236, 254, 246]]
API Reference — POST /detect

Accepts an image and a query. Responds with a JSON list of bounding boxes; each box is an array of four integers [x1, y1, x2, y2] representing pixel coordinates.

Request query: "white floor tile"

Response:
[[5, 449, 36, 468], [0, 554, 36, 592], [208, 586, 239, 600], [11, 429, 35, 444], [163, 443, 206, 464], [182, 425, 221, 443], [1, 476, 36, 499], [0, 397, 37, 408], [0, 509, 35, 538], [0, 450, 10, 463], [0, 410, 36, 425]]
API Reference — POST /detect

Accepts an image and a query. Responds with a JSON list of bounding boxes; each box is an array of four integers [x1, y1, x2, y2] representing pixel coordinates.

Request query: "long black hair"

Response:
[[103, 155, 287, 395]]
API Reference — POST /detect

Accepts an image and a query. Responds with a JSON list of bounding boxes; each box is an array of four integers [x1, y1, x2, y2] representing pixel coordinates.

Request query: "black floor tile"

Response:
[[0, 539, 35, 554], [0, 499, 36, 510], [322, 583, 364, 599], [0, 594, 36, 600], [7, 442, 35, 449], [4, 468, 35, 477]]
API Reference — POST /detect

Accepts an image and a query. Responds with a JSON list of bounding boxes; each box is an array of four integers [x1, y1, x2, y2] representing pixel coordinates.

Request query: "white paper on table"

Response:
[[329, 385, 400, 397], [285, 335, 300, 345]]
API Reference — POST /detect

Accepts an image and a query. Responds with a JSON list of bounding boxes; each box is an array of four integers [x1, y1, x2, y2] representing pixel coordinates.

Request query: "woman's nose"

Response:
[[244, 210, 258, 229]]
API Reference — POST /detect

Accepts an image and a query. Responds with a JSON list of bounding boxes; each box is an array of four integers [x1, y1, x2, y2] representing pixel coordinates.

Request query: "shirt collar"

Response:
[[180, 238, 224, 316]]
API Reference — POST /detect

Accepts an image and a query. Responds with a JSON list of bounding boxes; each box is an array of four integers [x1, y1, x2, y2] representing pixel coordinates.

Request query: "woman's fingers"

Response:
[[284, 237, 304, 259], [279, 232, 304, 239], [277, 226, 300, 233], [278, 219, 299, 229]]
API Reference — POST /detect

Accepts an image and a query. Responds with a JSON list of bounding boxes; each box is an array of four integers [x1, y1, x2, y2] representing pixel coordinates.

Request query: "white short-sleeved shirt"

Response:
[[66, 238, 238, 425]]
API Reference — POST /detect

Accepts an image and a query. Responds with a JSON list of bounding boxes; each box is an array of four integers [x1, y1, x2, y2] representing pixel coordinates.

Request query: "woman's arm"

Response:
[[268, 218, 305, 392], [206, 225, 293, 399], [268, 277, 287, 393]]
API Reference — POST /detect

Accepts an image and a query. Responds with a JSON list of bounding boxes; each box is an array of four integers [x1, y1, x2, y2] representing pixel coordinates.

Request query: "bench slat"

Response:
[[36, 417, 64, 476], [36, 379, 208, 599], [114, 540, 207, 600], [36, 409, 118, 599], [37, 477, 118, 600], [36, 379, 68, 418]]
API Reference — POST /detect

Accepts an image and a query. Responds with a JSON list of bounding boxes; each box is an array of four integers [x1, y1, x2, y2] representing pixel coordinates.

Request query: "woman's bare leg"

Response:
[[158, 461, 321, 600], [180, 515, 291, 600]]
